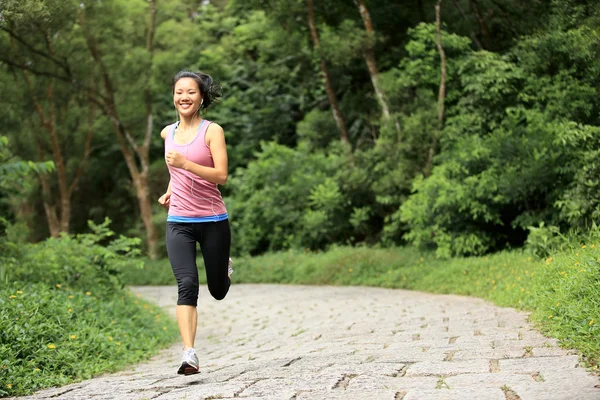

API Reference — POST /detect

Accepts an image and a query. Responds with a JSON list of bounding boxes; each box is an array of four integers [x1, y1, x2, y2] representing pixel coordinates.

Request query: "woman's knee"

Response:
[[208, 283, 229, 301], [177, 275, 199, 306]]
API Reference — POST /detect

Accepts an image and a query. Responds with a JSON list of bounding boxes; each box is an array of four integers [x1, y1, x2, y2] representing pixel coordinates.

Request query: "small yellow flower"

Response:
[[9, 295, 16, 299], [85, 292, 91, 296], [116, 342, 121, 346], [348, 268, 353, 273], [68, 295, 74, 299], [590, 320, 594, 326], [56, 284, 61, 288], [108, 337, 113, 341], [548, 315, 553, 319], [34, 368, 40, 372], [16, 291, 22, 294], [68, 308, 72, 313], [582, 245, 587, 249], [70, 335, 77, 339], [7, 384, 12, 389], [491, 280, 495, 284], [521, 288, 525, 292], [556, 302, 560, 306], [163, 327, 167, 331], [48, 344, 56, 349]]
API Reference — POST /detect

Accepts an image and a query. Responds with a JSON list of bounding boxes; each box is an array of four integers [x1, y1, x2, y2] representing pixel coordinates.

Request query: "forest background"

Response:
[[1, 0, 600, 259], [1, 0, 600, 396]]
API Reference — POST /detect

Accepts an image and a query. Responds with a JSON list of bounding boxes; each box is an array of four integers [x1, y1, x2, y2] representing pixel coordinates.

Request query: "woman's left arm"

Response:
[[165, 123, 228, 185]]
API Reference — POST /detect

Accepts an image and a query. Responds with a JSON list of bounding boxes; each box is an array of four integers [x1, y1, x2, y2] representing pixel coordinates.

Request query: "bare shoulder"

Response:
[[160, 125, 171, 140], [206, 122, 225, 143]]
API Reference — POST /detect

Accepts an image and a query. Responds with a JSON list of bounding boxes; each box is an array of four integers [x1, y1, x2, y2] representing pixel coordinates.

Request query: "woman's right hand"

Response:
[[158, 192, 171, 210]]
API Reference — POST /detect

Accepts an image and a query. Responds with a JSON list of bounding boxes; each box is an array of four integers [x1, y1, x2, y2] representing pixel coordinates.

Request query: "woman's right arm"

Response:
[[158, 126, 172, 209]]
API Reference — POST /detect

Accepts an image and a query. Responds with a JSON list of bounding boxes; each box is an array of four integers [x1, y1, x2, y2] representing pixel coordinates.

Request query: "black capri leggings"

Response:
[[166, 220, 231, 306]]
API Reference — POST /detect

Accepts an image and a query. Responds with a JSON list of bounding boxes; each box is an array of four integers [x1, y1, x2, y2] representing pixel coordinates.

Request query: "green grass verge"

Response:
[[0, 283, 179, 397], [126, 244, 599, 371]]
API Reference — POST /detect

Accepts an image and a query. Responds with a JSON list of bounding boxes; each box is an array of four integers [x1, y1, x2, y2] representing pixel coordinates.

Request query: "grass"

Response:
[[126, 244, 600, 370], [0, 282, 179, 397]]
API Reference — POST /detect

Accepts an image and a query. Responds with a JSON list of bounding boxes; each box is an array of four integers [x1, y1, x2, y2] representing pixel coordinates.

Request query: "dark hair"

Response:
[[172, 70, 222, 110]]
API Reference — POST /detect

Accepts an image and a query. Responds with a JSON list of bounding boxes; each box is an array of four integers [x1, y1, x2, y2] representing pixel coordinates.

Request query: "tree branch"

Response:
[[0, 26, 70, 72], [141, 0, 157, 169], [436, 1, 447, 125], [469, 0, 491, 48], [425, 0, 447, 177], [451, 0, 483, 50], [69, 99, 95, 196]]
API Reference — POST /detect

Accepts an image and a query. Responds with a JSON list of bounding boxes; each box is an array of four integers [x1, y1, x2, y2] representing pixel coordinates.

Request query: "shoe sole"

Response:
[[177, 362, 200, 375]]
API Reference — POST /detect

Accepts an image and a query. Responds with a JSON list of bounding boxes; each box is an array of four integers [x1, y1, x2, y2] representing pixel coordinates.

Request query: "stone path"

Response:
[[12, 284, 600, 400]]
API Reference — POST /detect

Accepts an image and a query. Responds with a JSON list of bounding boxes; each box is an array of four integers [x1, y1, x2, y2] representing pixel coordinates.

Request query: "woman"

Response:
[[158, 70, 233, 375]]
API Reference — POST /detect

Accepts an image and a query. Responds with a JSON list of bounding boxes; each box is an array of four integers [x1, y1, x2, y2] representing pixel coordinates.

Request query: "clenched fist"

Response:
[[158, 192, 171, 210], [165, 150, 187, 169]]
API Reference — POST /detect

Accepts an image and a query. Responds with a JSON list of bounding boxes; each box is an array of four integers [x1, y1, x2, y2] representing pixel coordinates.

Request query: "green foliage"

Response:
[[227, 141, 345, 254], [3, 219, 142, 295], [0, 282, 178, 397], [0, 215, 176, 397], [2, 0, 600, 261], [398, 16, 600, 256]]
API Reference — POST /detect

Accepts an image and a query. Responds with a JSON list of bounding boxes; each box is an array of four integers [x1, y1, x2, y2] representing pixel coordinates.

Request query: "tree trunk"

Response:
[[469, 0, 491, 48], [451, 0, 483, 50], [11, 29, 98, 236], [78, 3, 159, 259], [10, 32, 73, 235], [424, 0, 447, 177], [36, 141, 61, 237], [354, 0, 401, 134], [306, 0, 350, 145]]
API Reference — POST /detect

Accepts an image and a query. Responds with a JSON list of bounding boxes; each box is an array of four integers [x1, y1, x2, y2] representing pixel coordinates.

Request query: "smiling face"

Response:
[[173, 77, 203, 118]]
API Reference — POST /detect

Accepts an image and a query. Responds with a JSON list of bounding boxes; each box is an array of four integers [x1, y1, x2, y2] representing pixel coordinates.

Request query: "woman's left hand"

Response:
[[165, 150, 187, 169]]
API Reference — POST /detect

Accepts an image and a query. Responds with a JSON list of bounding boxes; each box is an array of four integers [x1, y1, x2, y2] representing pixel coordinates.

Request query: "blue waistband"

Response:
[[167, 213, 228, 223]]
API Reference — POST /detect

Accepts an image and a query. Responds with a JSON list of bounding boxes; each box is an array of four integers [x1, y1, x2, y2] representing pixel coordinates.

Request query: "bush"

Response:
[[0, 282, 178, 397], [0, 218, 178, 397], [3, 218, 142, 296]]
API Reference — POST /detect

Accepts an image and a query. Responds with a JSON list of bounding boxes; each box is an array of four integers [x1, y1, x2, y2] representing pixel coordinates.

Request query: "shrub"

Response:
[[3, 218, 142, 296]]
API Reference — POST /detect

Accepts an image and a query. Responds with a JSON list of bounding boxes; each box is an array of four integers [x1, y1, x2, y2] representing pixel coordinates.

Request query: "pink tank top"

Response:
[[164, 120, 227, 219]]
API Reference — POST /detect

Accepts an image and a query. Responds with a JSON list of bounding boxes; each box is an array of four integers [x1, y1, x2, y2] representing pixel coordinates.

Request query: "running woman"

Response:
[[158, 70, 233, 375]]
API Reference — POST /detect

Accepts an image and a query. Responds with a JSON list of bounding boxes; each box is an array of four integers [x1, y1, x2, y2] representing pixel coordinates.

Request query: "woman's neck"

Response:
[[178, 114, 202, 131]]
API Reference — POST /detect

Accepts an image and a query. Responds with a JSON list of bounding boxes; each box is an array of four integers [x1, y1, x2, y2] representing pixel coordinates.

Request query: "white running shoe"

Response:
[[177, 348, 199, 375], [228, 257, 234, 277]]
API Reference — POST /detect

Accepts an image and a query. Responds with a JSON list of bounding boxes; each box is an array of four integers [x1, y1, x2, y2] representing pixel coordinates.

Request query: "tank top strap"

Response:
[[198, 119, 212, 145], [167, 121, 180, 143]]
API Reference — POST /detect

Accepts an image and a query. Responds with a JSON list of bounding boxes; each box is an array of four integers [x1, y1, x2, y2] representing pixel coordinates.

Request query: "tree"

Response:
[[353, 0, 393, 125], [306, 0, 350, 145], [1, 0, 96, 236], [1, 0, 162, 257]]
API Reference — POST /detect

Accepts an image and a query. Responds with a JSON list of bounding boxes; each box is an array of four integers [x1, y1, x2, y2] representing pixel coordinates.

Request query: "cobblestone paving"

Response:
[[12, 284, 600, 400]]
